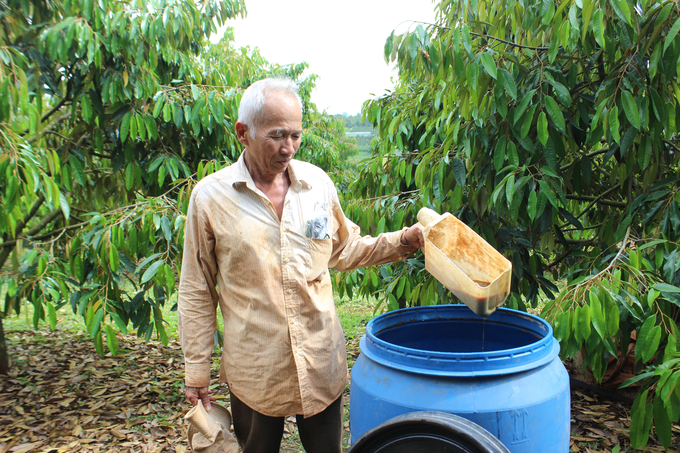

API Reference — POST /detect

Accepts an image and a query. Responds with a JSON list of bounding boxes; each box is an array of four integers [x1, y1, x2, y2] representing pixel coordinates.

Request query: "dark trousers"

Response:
[[230, 392, 343, 453]]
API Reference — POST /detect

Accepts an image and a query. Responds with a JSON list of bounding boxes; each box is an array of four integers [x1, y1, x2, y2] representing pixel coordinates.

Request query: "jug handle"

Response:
[[417, 207, 441, 227]]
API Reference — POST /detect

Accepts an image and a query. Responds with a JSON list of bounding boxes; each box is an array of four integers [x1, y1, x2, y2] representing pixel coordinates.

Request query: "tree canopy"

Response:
[[338, 0, 680, 448], [0, 0, 356, 372]]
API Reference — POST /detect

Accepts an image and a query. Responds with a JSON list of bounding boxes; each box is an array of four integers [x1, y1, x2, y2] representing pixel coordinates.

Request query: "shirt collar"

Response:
[[233, 153, 312, 191], [287, 160, 312, 191]]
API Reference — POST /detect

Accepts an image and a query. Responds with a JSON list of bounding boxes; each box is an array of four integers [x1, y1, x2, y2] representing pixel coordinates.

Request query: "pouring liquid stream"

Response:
[[473, 280, 491, 351], [482, 317, 485, 351]]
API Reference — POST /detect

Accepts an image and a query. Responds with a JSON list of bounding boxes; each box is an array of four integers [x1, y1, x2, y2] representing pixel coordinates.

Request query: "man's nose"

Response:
[[281, 136, 296, 154]]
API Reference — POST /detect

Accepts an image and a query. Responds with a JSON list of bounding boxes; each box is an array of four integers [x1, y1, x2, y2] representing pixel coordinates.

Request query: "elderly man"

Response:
[[178, 77, 424, 453]]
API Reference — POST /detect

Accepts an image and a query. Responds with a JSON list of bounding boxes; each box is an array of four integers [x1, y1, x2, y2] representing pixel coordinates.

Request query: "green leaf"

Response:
[[664, 17, 680, 54], [461, 24, 473, 57], [577, 303, 592, 343], [129, 114, 138, 140], [89, 307, 104, 338], [163, 103, 172, 122], [528, 190, 538, 221], [135, 252, 162, 274], [548, 37, 559, 63], [538, 179, 560, 208], [609, 0, 631, 24], [69, 155, 86, 186], [636, 316, 661, 363], [581, 0, 595, 44], [152, 98, 164, 118], [608, 106, 621, 144], [451, 158, 466, 187], [141, 260, 163, 283], [125, 163, 134, 191], [191, 84, 200, 101], [544, 135, 558, 171], [120, 113, 130, 143], [589, 292, 606, 340], [653, 283, 680, 293], [505, 174, 515, 206], [593, 9, 604, 47], [109, 312, 128, 335], [136, 115, 146, 141], [105, 324, 119, 355], [537, 111, 549, 145], [498, 69, 517, 101], [514, 89, 536, 126], [145, 116, 158, 140], [605, 298, 619, 337], [494, 137, 507, 171], [94, 331, 104, 356], [174, 104, 183, 127], [156, 319, 169, 347], [47, 302, 57, 331], [630, 390, 651, 449], [109, 246, 120, 273], [480, 52, 497, 79], [408, 32, 418, 61], [653, 394, 672, 449], [621, 90, 641, 130], [544, 96, 566, 133], [161, 215, 172, 242]]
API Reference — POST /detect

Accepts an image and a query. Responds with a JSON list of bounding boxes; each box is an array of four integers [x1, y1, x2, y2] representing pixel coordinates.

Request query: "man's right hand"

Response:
[[186, 386, 217, 410]]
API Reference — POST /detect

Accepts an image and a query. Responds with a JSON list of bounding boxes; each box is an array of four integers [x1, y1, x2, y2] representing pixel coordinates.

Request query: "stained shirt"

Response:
[[178, 154, 416, 417]]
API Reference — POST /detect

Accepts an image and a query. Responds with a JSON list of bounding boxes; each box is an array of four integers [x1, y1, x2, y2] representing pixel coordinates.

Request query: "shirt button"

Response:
[[288, 289, 294, 294], [283, 258, 289, 264]]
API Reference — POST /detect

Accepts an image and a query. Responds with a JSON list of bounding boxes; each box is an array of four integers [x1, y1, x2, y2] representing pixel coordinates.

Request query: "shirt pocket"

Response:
[[306, 237, 332, 281]]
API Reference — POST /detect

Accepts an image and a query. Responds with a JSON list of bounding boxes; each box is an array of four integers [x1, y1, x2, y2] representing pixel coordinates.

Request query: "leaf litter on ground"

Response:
[[1, 326, 680, 453]]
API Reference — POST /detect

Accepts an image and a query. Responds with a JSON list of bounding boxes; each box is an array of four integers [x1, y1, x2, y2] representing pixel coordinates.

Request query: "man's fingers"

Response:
[[186, 387, 204, 407], [197, 387, 215, 410]]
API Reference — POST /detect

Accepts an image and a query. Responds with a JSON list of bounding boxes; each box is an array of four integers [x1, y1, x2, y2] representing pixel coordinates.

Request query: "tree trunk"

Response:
[[0, 316, 8, 375]]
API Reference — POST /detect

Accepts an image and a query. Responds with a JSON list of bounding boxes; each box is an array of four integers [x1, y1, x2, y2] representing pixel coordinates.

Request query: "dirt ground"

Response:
[[1, 328, 679, 453]]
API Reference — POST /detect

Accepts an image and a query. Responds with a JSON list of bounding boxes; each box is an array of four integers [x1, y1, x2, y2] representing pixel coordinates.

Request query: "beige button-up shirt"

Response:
[[178, 154, 416, 417]]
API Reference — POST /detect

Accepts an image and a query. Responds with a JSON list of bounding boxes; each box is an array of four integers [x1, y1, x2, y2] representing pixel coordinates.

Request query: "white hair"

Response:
[[237, 78, 302, 138]]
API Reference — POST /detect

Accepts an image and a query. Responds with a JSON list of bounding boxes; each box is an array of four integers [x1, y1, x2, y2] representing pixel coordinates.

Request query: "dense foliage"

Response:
[[337, 0, 680, 448], [0, 0, 356, 372]]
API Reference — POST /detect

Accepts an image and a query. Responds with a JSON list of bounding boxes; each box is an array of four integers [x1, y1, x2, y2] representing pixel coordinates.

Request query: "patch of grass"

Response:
[[336, 293, 375, 339]]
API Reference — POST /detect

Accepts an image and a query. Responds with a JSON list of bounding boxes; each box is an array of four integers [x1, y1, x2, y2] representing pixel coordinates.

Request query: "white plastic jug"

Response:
[[417, 208, 512, 316]]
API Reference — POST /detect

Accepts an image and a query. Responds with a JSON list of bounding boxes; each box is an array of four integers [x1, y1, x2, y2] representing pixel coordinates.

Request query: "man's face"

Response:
[[237, 91, 303, 179]]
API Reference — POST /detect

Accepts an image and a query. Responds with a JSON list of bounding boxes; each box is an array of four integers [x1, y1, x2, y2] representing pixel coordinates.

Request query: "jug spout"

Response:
[[417, 207, 442, 227]]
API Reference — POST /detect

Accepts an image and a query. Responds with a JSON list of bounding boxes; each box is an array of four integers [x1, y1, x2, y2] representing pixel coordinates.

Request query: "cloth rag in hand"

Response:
[[185, 403, 239, 452]]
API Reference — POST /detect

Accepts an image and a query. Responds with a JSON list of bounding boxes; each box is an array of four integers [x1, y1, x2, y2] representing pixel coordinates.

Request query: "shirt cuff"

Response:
[[184, 362, 212, 388]]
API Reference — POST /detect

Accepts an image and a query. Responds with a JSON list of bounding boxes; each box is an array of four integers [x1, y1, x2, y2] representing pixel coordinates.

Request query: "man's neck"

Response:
[[243, 151, 290, 194]]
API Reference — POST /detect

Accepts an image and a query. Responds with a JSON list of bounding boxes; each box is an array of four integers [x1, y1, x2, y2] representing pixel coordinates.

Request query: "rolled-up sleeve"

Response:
[[178, 188, 219, 388]]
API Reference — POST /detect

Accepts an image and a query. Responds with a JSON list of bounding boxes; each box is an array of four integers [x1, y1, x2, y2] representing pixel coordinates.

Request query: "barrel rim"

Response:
[[362, 305, 559, 376]]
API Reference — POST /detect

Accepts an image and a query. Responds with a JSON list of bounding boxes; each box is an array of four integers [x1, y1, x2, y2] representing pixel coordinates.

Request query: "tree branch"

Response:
[[0, 195, 46, 270], [559, 148, 610, 172], [575, 184, 622, 219], [41, 96, 70, 124], [565, 195, 626, 208], [0, 221, 87, 249], [28, 113, 71, 144], [23, 208, 63, 238]]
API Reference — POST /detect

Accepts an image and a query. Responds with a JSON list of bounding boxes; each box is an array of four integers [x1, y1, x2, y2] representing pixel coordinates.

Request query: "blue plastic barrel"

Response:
[[349, 305, 570, 453]]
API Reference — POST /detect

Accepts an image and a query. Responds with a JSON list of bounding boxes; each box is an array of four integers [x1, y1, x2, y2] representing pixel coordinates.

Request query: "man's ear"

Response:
[[235, 121, 249, 146]]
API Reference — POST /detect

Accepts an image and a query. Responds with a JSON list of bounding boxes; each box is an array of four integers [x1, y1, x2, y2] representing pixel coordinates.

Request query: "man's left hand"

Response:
[[402, 223, 425, 249]]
